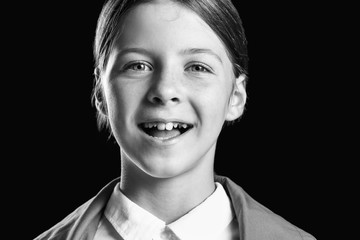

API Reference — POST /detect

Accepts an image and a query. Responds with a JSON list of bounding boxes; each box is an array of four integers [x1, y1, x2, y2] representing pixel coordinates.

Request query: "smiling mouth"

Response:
[[139, 122, 194, 139]]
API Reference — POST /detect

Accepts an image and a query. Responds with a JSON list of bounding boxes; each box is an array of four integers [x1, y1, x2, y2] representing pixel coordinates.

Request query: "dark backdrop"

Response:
[[6, 1, 350, 239]]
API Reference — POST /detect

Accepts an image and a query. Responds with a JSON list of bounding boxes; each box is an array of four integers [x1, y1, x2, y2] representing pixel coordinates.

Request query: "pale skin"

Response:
[[100, 0, 247, 223]]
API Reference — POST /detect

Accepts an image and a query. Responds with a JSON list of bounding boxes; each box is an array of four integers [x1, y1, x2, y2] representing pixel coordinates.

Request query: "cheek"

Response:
[[103, 82, 138, 123], [103, 83, 121, 118], [195, 83, 231, 127]]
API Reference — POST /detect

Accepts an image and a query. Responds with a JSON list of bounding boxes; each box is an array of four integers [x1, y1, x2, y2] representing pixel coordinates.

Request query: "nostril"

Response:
[[151, 96, 179, 105], [152, 97, 163, 104], [170, 97, 180, 102]]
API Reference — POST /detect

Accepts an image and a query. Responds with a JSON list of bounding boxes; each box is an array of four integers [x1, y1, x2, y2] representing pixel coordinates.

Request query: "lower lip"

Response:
[[140, 128, 192, 145]]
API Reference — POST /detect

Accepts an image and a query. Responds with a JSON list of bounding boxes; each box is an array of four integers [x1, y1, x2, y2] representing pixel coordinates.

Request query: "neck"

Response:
[[119, 153, 216, 223]]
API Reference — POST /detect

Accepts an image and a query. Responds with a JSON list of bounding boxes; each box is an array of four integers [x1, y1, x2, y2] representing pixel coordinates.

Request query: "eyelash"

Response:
[[122, 61, 213, 73], [123, 61, 153, 72], [185, 63, 212, 73]]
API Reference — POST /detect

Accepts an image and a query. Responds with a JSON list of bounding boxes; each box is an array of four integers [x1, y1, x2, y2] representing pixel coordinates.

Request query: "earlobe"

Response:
[[226, 74, 247, 121]]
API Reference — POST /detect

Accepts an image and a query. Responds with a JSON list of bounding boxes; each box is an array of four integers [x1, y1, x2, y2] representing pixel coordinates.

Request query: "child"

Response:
[[35, 0, 316, 239]]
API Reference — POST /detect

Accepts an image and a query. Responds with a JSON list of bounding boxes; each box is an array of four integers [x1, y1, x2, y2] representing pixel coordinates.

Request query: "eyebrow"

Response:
[[179, 48, 223, 64], [116, 47, 152, 57], [116, 47, 223, 64]]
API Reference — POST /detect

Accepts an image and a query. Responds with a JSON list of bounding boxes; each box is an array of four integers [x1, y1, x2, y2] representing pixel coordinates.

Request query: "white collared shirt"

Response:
[[94, 182, 239, 240]]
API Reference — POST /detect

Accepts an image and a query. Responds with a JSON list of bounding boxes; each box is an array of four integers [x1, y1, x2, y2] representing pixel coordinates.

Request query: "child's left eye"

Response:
[[185, 63, 212, 73]]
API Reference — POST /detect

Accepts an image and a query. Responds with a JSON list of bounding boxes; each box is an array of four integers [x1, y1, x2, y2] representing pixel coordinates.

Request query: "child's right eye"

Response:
[[123, 61, 153, 72]]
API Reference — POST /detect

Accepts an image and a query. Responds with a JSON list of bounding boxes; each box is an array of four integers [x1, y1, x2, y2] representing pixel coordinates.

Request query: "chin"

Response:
[[137, 154, 195, 179]]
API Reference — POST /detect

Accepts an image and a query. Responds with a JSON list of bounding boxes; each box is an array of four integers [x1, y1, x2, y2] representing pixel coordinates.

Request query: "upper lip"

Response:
[[138, 118, 193, 126]]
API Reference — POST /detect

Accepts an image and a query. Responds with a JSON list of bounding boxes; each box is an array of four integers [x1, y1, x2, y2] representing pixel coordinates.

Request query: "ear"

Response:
[[95, 91, 107, 116], [93, 68, 107, 116], [225, 74, 247, 121]]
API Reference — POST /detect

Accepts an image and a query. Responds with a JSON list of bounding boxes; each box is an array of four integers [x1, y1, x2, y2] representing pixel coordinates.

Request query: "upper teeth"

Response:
[[143, 122, 188, 131]]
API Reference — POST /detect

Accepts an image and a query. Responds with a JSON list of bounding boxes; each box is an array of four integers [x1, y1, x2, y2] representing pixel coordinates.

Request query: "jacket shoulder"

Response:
[[34, 198, 94, 240], [34, 178, 119, 240], [216, 175, 316, 240], [245, 202, 316, 240]]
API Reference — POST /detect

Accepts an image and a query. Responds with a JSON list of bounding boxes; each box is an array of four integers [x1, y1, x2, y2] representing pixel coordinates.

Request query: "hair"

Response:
[[92, 0, 249, 131]]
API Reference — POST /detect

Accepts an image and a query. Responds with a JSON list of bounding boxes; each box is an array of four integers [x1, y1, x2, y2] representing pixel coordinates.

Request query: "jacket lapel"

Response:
[[67, 178, 119, 240], [215, 175, 247, 240]]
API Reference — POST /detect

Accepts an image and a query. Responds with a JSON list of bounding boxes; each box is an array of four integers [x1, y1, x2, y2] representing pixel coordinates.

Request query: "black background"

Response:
[[4, 1, 353, 239]]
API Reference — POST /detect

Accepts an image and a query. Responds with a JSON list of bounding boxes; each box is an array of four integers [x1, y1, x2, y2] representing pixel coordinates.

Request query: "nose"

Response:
[[146, 69, 181, 106]]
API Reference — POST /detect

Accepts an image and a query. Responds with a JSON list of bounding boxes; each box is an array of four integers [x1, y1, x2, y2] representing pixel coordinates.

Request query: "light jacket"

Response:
[[34, 175, 316, 240]]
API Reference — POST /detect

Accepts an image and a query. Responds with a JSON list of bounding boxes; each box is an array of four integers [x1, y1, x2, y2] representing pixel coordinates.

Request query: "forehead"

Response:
[[112, 1, 230, 62]]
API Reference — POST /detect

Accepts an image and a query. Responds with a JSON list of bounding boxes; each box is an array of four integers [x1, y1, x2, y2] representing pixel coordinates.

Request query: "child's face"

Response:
[[102, 1, 245, 178]]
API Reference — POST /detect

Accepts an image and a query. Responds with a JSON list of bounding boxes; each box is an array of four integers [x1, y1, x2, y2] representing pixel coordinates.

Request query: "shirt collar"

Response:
[[104, 182, 234, 240], [168, 182, 234, 239], [104, 184, 166, 239]]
